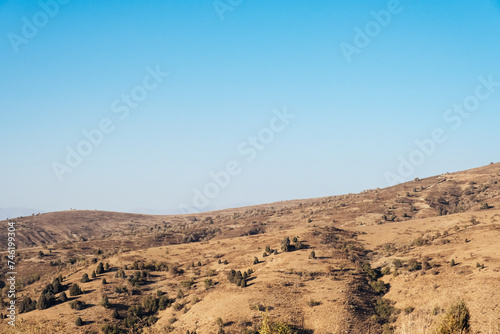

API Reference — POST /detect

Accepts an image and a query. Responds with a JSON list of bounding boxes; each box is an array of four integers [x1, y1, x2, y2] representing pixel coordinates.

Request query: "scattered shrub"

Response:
[[375, 298, 395, 323], [18, 296, 36, 313], [307, 299, 320, 307], [404, 306, 415, 315], [435, 301, 470, 334], [370, 280, 388, 295], [281, 237, 291, 252], [75, 317, 83, 326], [81, 273, 90, 283], [204, 279, 214, 290], [96, 262, 104, 275], [69, 283, 83, 296], [100, 294, 110, 308], [407, 259, 422, 272], [70, 300, 86, 310], [309, 250, 316, 259]]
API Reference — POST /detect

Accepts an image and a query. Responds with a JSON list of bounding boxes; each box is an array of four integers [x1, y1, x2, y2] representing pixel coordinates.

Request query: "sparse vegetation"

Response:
[[69, 283, 83, 296], [435, 301, 470, 334]]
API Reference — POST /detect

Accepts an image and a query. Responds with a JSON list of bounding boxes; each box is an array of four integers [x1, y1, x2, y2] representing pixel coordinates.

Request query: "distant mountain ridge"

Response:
[[0, 207, 44, 221]]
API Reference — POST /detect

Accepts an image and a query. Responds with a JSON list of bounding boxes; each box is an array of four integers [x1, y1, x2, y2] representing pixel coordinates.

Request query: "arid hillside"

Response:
[[1, 163, 500, 333]]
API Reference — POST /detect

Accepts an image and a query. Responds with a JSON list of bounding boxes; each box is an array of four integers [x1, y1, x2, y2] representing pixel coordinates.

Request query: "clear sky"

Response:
[[1, 0, 500, 214]]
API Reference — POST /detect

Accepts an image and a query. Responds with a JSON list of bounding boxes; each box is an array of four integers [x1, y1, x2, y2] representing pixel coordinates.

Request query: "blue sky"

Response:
[[1, 0, 500, 214]]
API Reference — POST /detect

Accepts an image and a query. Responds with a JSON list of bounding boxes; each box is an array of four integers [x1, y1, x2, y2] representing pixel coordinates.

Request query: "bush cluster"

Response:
[[227, 269, 252, 287]]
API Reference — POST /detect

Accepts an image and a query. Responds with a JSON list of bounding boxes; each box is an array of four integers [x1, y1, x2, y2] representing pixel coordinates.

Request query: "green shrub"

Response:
[[407, 259, 422, 272], [100, 294, 110, 308], [281, 237, 291, 252], [18, 296, 36, 313], [307, 299, 320, 307], [81, 273, 90, 283], [370, 280, 388, 295], [204, 279, 214, 290], [36, 293, 53, 310], [141, 295, 159, 313], [375, 298, 395, 323], [404, 306, 415, 315], [69, 283, 83, 296], [101, 323, 121, 334], [96, 262, 104, 274], [115, 268, 126, 278], [435, 301, 470, 334], [70, 300, 85, 310], [309, 250, 316, 259]]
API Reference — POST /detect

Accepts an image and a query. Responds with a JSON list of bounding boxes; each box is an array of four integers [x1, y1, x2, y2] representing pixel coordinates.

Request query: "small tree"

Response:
[[102, 278, 107, 284], [60, 292, 68, 302], [75, 317, 83, 326], [81, 273, 90, 283], [450, 259, 456, 267], [69, 283, 83, 296], [52, 278, 62, 293], [116, 268, 126, 278], [96, 262, 104, 275], [91, 270, 96, 279], [36, 293, 49, 310], [309, 250, 316, 259], [253, 257, 259, 265], [281, 237, 291, 252], [100, 294, 110, 308]]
